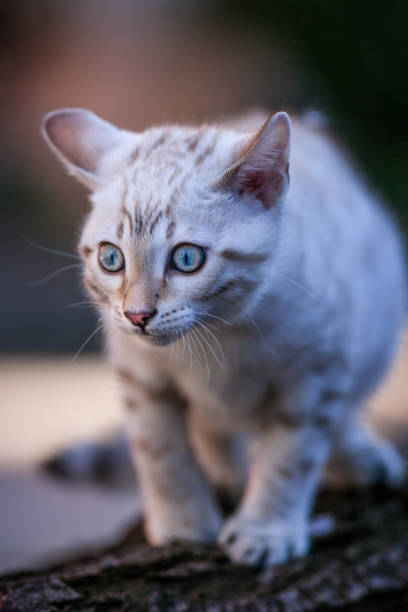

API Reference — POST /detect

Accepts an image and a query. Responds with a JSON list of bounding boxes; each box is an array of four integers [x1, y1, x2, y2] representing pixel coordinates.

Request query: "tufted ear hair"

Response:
[[42, 108, 123, 190], [216, 112, 291, 208]]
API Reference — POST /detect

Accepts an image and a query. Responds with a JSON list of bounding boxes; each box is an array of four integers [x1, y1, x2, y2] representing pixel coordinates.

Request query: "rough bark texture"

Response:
[[1, 486, 408, 611]]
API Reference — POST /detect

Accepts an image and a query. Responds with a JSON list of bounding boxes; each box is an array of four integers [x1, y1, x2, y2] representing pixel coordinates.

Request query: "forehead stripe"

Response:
[[166, 219, 176, 239], [186, 130, 204, 152], [195, 135, 217, 167], [129, 146, 140, 165], [149, 210, 163, 234], [167, 166, 179, 186], [117, 220, 124, 239], [134, 212, 144, 235]]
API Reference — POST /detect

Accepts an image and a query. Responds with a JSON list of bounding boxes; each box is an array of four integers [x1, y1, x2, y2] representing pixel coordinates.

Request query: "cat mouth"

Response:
[[128, 326, 180, 346], [120, 315, 191, 346]]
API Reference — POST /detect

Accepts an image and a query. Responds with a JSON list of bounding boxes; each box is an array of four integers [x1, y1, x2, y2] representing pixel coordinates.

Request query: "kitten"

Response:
[[42, 108, 406, 567]]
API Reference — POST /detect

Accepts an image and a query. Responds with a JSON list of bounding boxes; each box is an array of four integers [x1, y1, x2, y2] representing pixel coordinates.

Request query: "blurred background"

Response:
[[1, 0, 407, 573]]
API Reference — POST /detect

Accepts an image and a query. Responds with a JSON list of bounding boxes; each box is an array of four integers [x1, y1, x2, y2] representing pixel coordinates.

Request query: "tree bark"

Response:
[[1, 486, 408, 611]]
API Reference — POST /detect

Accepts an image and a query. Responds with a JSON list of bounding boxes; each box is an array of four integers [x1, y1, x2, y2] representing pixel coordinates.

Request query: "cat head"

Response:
[[42, 108, 290, 345]]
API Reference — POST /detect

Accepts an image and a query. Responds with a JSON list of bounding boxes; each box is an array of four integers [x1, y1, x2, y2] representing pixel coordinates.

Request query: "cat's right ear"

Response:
[[214, 112, 291, 209], [42, 108, 122, 190]]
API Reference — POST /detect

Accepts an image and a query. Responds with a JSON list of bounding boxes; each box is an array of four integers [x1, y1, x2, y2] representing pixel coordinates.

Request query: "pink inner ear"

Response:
[[232, 114, 290, 208], [234, 151, 289, 208], [237, 170, 263, 194]]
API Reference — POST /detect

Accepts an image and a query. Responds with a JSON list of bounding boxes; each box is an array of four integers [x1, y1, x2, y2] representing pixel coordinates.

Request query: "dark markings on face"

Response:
[[167, 166, 179, 187], [129, 146, 140, 165], [220, 249, 268, 264], [149, 210, 163, 235], [195, 135, 217, 167], [117, 220, 124, 239], [134, 211, 144, 235], [199, 278, 256, 302], [150, 132, 169, 152], [166, 219, 176, 239], [168, 186, 179, 208], [84, 277, 109, 303], [80, 245, 92, 258], [169, 171, 188, 208], [186, 132, 202, 152]]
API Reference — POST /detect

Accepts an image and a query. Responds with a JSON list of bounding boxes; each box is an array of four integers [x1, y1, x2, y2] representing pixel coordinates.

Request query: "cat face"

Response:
[[43, 109, 290, 345]]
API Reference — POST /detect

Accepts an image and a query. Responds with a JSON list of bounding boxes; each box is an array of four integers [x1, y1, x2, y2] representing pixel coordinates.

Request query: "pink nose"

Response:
[[124, 309, 157, 329]]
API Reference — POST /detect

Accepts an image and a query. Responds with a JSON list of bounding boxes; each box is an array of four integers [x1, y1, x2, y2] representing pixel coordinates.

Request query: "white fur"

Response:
[[43, 109, 406, 567]]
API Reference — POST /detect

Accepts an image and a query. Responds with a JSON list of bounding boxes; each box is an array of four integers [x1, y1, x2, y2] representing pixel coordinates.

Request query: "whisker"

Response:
[[72, 321, 105, 362], [185, 330, 193, 376], [191, 327, 210, 384], [23, 236, 81, 261], [59, 300, 95, 311], [193, 324, 223, 372], [189, 328, 204, 368], [25, 263, 81, 287], [274, 272, 321, 303], [194, 318, 226, 364], [179, 330, 186, 356], [195, 312, 233, 327], [193, 319, 225, 368]]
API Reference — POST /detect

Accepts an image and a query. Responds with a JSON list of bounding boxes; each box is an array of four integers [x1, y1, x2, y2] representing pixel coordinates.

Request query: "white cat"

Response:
[[42, 108, 406, 567]]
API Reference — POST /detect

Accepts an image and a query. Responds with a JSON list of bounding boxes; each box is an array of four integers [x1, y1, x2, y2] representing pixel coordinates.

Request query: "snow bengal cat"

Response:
[[42, 107, 406, 566]]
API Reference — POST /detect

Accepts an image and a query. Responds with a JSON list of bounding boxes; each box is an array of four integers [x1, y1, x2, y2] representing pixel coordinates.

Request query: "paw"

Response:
[[326, 440, 405, 488], [219, 515, 308, 567]]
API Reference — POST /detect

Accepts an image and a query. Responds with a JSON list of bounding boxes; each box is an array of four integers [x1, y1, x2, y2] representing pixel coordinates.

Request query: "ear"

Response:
[[216, 112, 291, 208], [42, 108, 123, 190]]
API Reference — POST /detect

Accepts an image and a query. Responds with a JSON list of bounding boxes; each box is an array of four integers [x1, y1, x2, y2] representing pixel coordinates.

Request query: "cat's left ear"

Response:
[[42, 108, 123, 190], [216, 112, 291, 209]]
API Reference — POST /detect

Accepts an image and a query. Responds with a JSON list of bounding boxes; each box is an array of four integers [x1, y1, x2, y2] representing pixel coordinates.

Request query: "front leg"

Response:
[[219, 400, 337, 566], [117, 367, 222, 545]]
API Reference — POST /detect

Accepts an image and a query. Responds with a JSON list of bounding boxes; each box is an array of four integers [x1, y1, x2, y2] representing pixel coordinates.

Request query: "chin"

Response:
[[144, 326, 191, 347], [144, 334, 174, 347], [132, 329, 182, 347]]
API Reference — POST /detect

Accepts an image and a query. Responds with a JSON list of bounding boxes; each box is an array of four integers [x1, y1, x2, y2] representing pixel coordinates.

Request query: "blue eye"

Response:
[[170, 244, 206, 273], [99, 243, 125, 272]]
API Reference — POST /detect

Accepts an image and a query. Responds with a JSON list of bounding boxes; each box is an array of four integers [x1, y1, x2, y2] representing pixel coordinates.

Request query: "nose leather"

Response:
[[124, 309, 157, 329]]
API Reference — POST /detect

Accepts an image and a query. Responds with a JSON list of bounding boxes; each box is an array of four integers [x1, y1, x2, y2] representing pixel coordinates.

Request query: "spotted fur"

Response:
[[42, 107, 406, 567]]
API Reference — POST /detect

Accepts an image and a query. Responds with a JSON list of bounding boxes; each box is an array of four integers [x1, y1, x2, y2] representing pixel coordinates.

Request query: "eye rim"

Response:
[[169, 242, 206, 274], [98, 242, 125, 273]]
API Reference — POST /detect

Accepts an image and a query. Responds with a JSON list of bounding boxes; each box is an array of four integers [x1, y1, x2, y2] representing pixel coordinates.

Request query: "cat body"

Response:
[[43, 108, 406, 566]]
